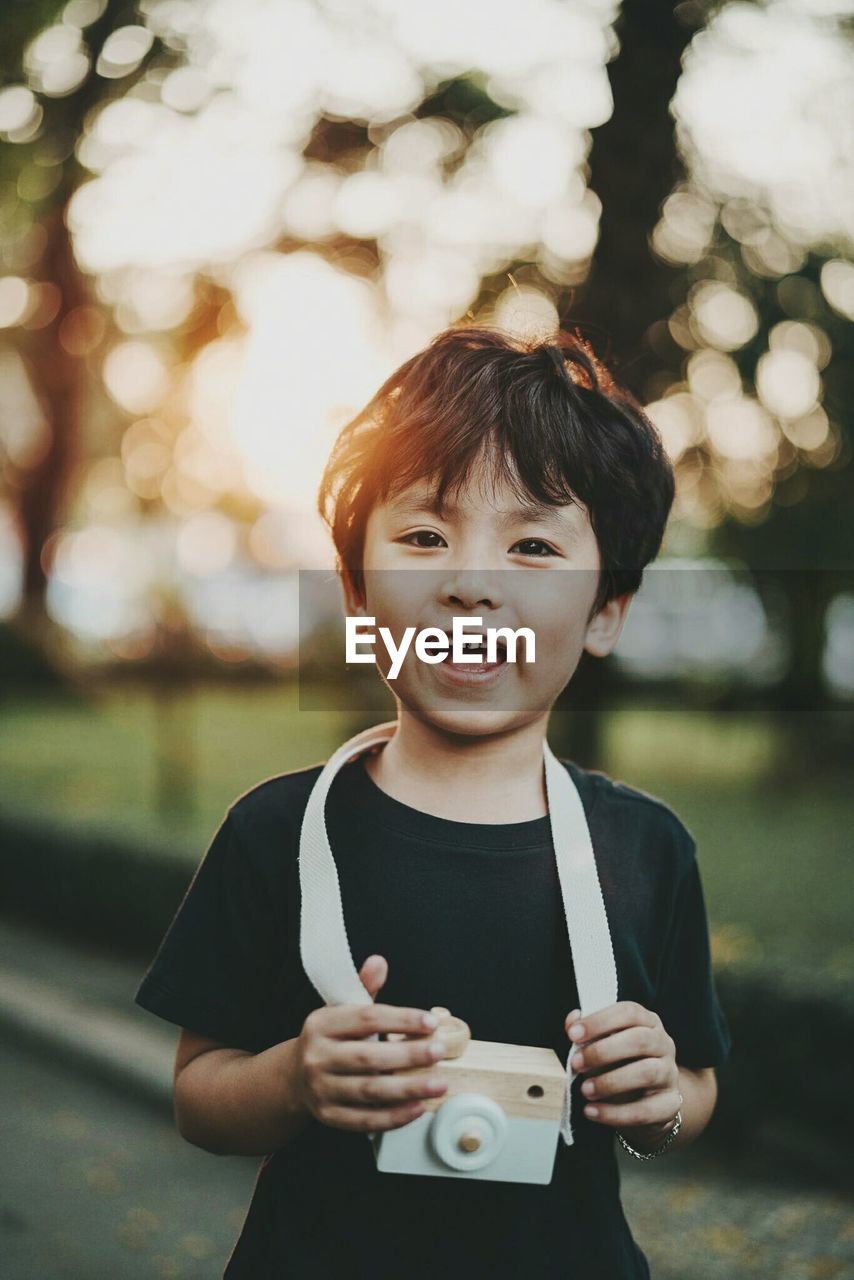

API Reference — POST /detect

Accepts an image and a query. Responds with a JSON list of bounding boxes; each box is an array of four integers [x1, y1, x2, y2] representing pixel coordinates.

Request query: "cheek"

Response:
[[363, 571, 427, 633], [534, 618, 586, 667], [533, 600, 596, 675], [522, 576, 597, 660]]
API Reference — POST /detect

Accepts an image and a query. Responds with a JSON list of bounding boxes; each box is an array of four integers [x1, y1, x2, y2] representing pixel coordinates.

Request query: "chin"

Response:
[[396, 691, 529, 741]]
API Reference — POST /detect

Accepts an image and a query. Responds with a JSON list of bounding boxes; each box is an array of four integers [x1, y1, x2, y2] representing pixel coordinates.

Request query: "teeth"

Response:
[[449, 639, 505, 654], [437, 631, 507, 661]]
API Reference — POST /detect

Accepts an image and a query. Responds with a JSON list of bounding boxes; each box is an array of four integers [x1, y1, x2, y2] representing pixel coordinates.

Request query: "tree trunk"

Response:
[[15, 205, 86, 636], [570, 0, 696, 398]]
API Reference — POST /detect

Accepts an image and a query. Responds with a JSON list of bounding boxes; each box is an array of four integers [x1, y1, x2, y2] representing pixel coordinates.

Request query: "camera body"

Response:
[[370, 1009, 567, 1185]]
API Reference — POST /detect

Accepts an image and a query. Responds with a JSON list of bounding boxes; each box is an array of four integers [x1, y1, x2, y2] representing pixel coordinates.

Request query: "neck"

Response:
[[362, 708, 552, 823]]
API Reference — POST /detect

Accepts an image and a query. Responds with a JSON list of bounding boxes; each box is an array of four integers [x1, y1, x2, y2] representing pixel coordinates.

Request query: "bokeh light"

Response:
[[673, 0, 854, 251], [0, 0, 850, 658], [103, 341, 169, 414], [820, 259, 854, 322], [689, 281, 758, 351]]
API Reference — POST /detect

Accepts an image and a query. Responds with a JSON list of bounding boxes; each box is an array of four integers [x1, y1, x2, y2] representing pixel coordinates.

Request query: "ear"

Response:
[[583, 591, 633, 659], [340, 568, 368, 619]]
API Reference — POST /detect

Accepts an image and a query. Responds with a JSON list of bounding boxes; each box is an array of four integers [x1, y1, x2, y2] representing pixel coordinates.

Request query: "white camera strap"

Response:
[[298, 720, 618, 1145]]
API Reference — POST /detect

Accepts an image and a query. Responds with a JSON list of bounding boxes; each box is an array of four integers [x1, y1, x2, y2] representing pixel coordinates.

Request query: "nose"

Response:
[[439, 570, 504, 613]]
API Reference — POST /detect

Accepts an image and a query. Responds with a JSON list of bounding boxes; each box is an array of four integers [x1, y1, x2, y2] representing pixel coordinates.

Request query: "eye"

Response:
[[398, 531, 558, 555], [513, 538, 557, 557], [399, 529, 447, 548]]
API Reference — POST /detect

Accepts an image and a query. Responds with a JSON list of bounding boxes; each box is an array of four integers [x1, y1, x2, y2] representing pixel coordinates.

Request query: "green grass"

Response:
[[1, 686, 850, 976], [0, 682, 356, 857], [603, 709, 854, 977]]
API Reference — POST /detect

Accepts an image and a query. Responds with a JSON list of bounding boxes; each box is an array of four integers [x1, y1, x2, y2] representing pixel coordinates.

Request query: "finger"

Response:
[[569, 1026, 664, 1074], [321, 1002, 438, 1040], [319, 1100, 428, 1133], [325, 1035, 449, 1076], [358, 954, 388, 1001], [324, 1069, 448, 1109], [578, 1057, 671, 1102], [566, 1000, 661, 1047], [582, 1087, 683, 1130], [563, 1009, 581, 1033]]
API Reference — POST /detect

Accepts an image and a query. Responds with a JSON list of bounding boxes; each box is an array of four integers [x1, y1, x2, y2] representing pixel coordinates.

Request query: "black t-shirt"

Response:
[[135, 753, 732, 1280]]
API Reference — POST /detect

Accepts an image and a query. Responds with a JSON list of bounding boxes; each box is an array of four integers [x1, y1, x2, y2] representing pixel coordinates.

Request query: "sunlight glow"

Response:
[[230, 252, 392, 509], [25, 24, 90, 98], [103, 341, 169, 414], [490, 286, 559, 341], [97, 25, 155, 79], [70, 97, 302, 272], [690, 281, 758, 351], [55, 0, 621, 573], [0, 86, 39, 134], [12, 0, 849, 656], [756, 348, 821, 421], [820, 259, 854, 321], [646, 393, 705, 464], [705, 397, 779, 463], [675, 1, 854, 250], [0, 278, 31, 328]]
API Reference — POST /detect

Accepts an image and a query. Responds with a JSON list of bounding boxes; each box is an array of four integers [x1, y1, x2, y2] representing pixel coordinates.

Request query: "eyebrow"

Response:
[[387, 493, 579, 533]]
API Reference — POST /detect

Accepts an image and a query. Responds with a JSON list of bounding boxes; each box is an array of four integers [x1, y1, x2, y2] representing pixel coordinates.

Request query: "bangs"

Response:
[[378, 408, 583, 522], [370, 331, 609, 517]]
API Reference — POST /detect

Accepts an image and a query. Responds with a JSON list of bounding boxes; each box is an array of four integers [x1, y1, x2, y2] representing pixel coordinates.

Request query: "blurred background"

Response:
[[1, 1, 853, 1276]]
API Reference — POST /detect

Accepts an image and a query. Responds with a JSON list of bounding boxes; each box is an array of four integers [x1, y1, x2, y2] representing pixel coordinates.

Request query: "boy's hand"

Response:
[[564, 1001, 682, 1138], [294, 954, 449, 1133]]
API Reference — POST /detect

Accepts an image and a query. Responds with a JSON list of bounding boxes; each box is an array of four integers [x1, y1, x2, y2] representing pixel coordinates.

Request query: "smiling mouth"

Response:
[[435, 630, 508, 670]]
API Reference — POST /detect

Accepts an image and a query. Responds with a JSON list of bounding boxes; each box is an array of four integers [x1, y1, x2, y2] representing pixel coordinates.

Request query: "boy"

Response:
[[135, 325, 731, 1278]]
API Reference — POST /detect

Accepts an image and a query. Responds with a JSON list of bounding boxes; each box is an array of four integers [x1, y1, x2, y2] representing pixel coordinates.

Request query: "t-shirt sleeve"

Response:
[[134, 809, 281, 1053], [653, 844, 732, 1069]]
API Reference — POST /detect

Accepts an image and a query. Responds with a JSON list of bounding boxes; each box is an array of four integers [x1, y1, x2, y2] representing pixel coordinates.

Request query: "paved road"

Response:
[[3, 1038, 256, 1280], [6, 1031, 854, 1280], [2, 917, 853, 1279], [623, 1146, 854, 1279]]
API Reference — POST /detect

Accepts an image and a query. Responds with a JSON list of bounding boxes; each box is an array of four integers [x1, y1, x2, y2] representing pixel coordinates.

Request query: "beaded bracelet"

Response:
[[616, 1101, 683, 1161]]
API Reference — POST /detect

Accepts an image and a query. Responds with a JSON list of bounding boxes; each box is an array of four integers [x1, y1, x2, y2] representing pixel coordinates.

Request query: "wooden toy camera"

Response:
[[370, 1007, 567, 1185]]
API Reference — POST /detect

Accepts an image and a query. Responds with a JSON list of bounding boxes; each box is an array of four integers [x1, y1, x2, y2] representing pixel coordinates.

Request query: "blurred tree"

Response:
[[706, 249, 854, 779], [2, 0, 705, 767], [572, 0, 704, 399], [552, 0, 706, 767], [8, 0, 849, 788], [1, 0, 163, 650], [583, 1, 854, 778]]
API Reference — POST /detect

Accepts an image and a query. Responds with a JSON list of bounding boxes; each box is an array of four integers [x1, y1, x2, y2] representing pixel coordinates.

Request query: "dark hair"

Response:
[[317, 324, 675, 617]]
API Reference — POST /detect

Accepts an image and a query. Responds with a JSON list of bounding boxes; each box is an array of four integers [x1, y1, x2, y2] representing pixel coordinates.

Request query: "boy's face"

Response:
[[344, 456, 631, 738]]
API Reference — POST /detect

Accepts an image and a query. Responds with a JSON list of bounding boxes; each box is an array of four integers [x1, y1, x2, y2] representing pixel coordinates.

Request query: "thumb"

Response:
[[358, 953, 388, 1001]]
